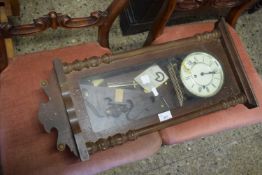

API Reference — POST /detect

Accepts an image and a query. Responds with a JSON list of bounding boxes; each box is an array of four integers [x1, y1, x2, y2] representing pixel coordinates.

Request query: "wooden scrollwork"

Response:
[[175, 0, 243, 11], [0, 10, 108, 37], [0, 0, 130, 73], [212, 0, 243, 8], [176, 0, 205, 11]]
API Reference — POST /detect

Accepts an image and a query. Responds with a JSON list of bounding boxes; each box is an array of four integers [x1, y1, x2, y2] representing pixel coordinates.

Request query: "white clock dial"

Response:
[[180, 52, 224, 97]]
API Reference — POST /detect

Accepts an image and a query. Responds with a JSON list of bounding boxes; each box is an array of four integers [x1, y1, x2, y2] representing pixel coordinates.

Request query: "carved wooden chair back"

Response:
[[0, 0, 258, 73], [0, 0, 175, 73]]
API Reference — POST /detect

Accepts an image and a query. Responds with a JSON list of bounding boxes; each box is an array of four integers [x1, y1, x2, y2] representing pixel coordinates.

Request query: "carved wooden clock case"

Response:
[[38, 19, 257, 161]]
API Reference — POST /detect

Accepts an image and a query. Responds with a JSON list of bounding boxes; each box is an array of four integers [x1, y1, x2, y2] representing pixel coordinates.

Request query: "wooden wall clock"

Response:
[[38, 19, 257, 161]]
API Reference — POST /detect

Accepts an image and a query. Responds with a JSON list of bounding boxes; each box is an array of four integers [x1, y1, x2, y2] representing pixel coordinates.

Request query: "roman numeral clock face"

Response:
[[180, 52, 224, 98]]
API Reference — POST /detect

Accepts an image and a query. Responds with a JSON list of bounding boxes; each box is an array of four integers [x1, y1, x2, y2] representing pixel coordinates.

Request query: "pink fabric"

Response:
[[153, 21, 215, 44], [0, 42, 162, 175], [155, 22, 262, 145]]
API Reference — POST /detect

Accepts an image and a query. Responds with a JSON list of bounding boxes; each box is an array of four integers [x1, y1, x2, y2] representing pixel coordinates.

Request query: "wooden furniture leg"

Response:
[[9, 0, 20, 16], [1, 0, 20, 16], [0, 6, 14, 58], [98, 0, 129, 48], [227, 0, 258, 28], [0, 29, 7, 72], [0, 5, 14, 72], [144, 0, 176, 46]]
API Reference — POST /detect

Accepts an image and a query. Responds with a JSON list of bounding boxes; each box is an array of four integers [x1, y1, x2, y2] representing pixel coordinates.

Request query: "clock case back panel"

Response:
[[39, 19, 258, 161]]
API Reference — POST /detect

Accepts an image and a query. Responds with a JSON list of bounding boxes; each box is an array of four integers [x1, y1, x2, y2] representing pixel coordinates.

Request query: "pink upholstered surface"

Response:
[[0, 42, 162, 175], [155, 22, 262, 145], [153, 21, 215, 44]]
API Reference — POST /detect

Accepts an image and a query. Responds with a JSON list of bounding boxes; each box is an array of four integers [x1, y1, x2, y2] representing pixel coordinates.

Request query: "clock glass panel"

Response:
[[79, 52, 225, 135]]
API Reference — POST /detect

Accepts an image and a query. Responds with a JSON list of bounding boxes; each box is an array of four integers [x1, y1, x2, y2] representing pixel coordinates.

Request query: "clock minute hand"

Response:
[[200, 71, 217, 76]]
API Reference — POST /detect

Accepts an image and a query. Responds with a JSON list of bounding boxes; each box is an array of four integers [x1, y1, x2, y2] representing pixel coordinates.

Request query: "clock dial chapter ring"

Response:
[[180, 52, 224, 98]]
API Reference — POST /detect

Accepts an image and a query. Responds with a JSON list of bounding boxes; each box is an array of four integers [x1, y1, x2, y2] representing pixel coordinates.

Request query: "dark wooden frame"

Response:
[[38, 19, 257, 161], [120, 0, 258, 37]]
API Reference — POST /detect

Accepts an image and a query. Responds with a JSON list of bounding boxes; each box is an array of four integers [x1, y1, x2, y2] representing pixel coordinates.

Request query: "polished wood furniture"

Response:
[[0, 0, 20, 16], [0, 0, 19, 70], [121, 0, 258, 36], [38, 19, 257, 160], [1, 0, 262, 174], [0, 0, 258, 73], [0, 0, 130, 72]]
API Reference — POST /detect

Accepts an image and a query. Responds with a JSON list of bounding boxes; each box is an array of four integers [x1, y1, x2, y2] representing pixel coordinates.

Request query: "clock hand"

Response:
[[200, 71, 217, 76]]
